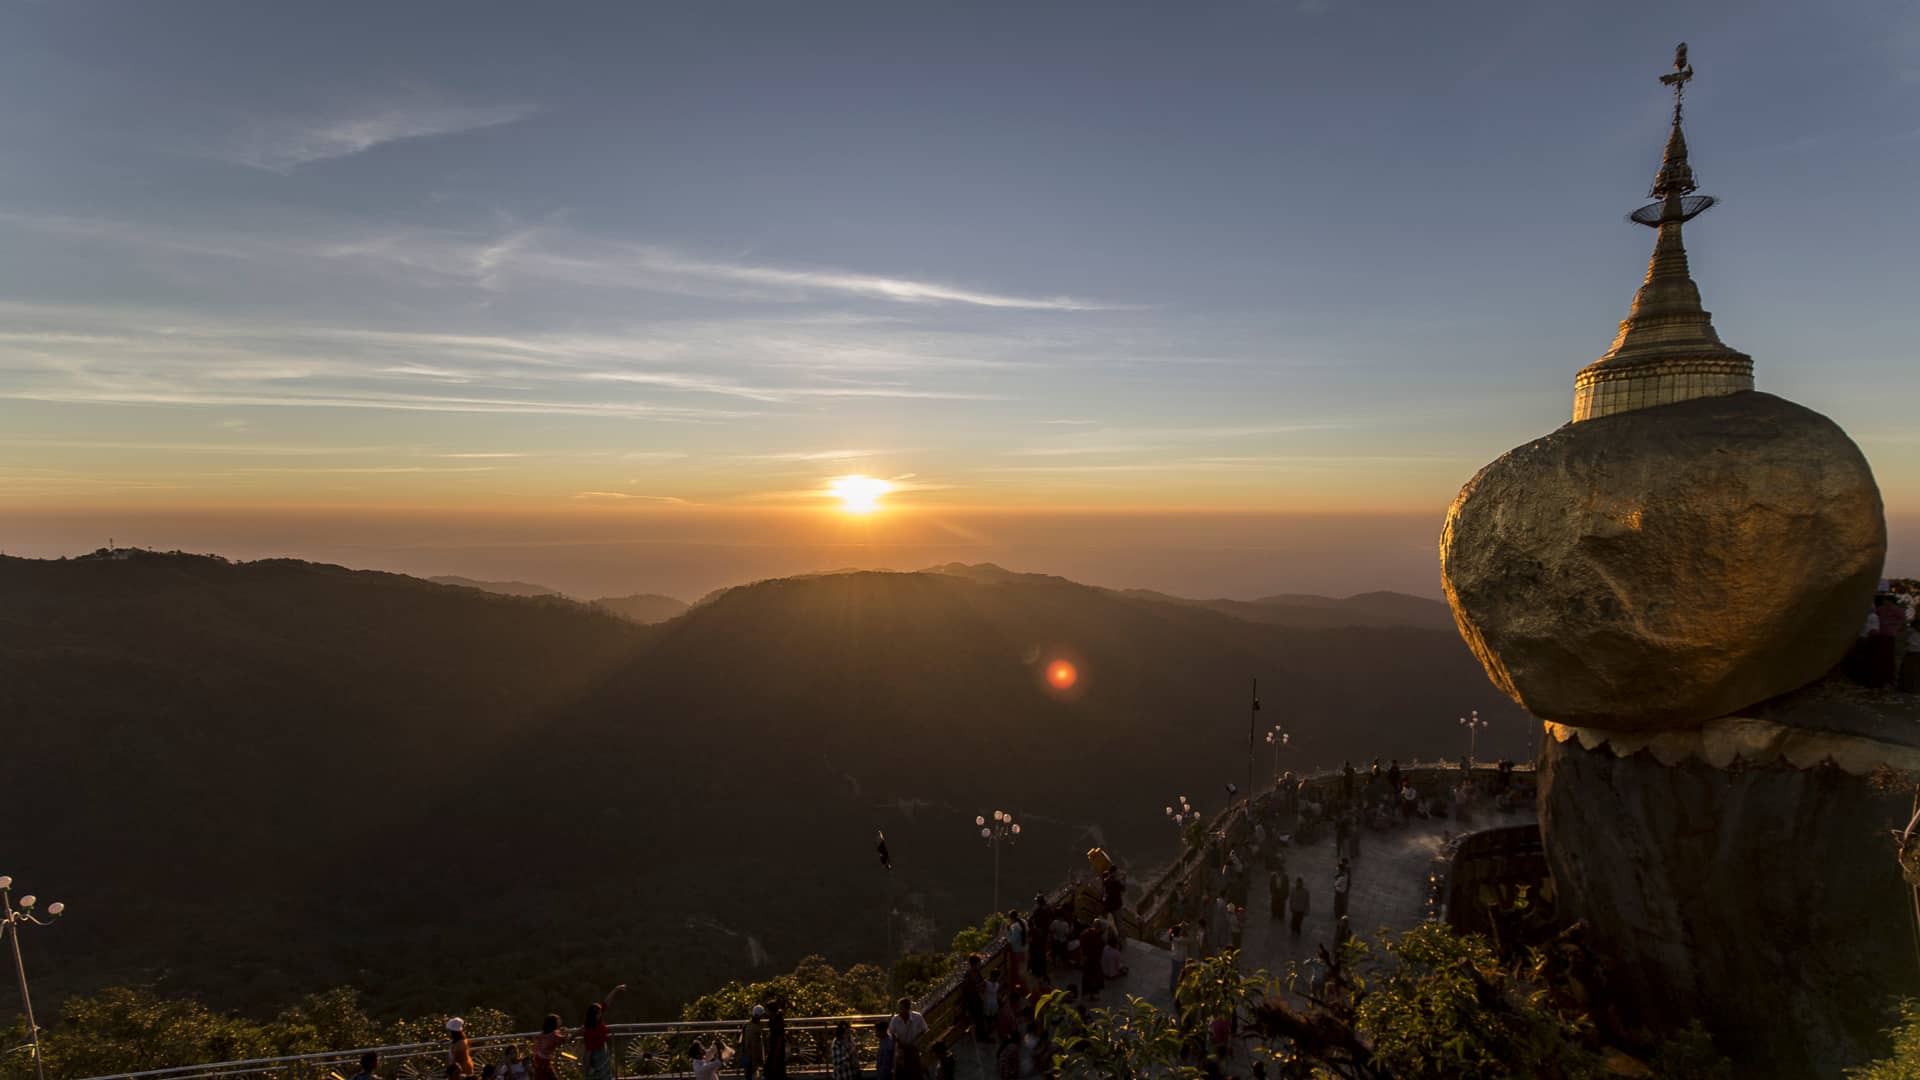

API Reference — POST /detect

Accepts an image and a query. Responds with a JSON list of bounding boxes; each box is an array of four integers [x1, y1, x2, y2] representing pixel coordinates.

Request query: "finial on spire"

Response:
[[1632, 42, 1711, 225], [1572, 42, 1751, 422]]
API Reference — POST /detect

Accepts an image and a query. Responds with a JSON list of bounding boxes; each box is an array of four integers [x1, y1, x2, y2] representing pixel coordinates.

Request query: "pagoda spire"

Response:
[[1572, 43, 1753, 423]]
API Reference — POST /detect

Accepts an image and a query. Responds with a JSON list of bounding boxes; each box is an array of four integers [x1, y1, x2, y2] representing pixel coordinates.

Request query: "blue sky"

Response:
[[0, 0, 1914, 589]]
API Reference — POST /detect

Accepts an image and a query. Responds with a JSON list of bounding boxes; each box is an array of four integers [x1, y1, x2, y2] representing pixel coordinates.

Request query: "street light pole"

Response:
[[1459, 709, 1487, 768], [1, 877, 64, 1080], [976, 812, 1021, 915], [1265, 724, 1290, 787]]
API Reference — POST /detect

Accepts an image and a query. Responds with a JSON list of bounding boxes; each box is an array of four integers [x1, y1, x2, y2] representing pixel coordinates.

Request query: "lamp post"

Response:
[[1460, 709, 1488, 768], [2, 876, 65, 1080], [1264, 724, 1290, 788], [976, 811, 1021, 915]]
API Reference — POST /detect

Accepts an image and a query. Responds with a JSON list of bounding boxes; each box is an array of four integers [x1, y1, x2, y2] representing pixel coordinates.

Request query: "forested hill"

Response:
[[0, 551, 1525, 1028]]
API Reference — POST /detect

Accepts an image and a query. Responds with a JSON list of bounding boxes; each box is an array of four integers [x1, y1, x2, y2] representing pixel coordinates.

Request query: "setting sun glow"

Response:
[[1047, 660, 1078, 689], [827, 475, 893, 514]]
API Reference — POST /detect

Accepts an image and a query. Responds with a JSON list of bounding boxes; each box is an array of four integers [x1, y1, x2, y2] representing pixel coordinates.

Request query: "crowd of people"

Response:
[[341, 873, 1142, 1080], [1156, 759, 1532, 1029], [347, 984, 630, 1080], [1854, 588, 1917, 692]]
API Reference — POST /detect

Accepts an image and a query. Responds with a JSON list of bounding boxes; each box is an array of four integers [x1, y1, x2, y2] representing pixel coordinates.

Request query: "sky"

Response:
[[1, 0, 1915, 598]]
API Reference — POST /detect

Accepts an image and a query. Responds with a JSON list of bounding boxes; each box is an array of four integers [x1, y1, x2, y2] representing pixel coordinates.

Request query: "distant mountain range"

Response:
[[924, 562, 1456, 631], [0, 550, 1522, 1027], [429, 574, 691, 624]]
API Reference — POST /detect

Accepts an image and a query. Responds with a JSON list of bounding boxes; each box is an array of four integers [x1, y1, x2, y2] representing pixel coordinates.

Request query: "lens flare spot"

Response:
[[1047, 660, 1078, 689]]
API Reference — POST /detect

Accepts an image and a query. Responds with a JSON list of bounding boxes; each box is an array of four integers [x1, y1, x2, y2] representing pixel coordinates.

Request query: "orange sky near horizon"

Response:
[[5, 503, 1916, 606]]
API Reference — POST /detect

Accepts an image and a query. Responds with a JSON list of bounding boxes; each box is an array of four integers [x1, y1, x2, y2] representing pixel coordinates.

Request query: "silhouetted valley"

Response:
[[0, 551, 1528, 1026]]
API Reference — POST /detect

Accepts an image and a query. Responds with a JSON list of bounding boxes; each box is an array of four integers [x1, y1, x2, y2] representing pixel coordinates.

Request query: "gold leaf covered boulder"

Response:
[[1440, 390, 1884, 730]]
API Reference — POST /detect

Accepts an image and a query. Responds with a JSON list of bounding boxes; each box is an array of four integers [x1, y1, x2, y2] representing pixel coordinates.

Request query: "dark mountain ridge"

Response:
[[0, 551, 1524, 1026]]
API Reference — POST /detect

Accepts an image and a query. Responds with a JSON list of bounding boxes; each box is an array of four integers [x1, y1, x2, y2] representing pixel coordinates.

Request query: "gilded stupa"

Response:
[[1439, 45, 1907, 1077], [1572, 44, 1754, 422]]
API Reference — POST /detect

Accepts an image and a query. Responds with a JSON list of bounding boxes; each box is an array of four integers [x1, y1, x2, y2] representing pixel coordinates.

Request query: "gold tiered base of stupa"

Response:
[[1572, 219, 1752, 422]]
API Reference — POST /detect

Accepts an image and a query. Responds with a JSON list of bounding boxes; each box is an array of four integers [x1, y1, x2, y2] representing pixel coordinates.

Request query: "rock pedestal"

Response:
[[1538, 685, 1920, 1077]]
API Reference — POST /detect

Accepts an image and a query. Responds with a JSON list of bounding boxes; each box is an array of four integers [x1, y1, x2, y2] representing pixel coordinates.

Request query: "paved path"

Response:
[[1243, 802, 1536, 976], [950, 802, 1536, 1078]]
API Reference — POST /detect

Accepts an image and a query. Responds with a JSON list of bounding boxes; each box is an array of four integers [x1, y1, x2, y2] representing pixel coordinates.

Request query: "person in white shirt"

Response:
[[888, 997, 930, 1080], [687, 1040, 727, 1080]]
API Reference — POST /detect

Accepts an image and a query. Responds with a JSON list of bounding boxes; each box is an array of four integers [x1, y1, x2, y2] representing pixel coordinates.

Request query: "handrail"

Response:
[[79, 1016, 892, 1080], [1133, 761, 1537, 936]]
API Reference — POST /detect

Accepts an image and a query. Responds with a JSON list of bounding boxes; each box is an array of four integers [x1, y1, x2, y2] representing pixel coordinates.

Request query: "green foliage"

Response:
[[1035, 990, 1200, 1080], [1646, 1021, 1732, 1080], [1848, 999, 1920, 1080], [892, 914, 1008, 999], [0, 986, 513, 1080], [678, 956, 890, 1022], [948, 913, 1006, 959], [1350, 923, 1599, 1080]]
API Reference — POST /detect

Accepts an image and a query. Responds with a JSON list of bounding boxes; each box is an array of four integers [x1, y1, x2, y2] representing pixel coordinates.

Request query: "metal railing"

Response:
[[78, 1016, 891, 1080], [1133, 761, 1538, 936]]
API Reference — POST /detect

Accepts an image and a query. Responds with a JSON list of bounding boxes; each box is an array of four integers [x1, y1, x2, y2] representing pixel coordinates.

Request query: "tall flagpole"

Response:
[[1247, 677, 1260, 807]]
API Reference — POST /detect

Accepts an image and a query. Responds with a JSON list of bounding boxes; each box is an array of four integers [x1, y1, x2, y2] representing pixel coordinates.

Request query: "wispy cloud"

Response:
[[0, 211, 1113, 313], [739, 448, 901, 462], [570, 491, 691, 503], [223, 103, 537, 172]]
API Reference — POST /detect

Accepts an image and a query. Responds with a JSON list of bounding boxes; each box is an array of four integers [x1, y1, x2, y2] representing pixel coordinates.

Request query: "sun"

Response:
[[827, 474, 893, 514], [1047, 660, 1078, 689]]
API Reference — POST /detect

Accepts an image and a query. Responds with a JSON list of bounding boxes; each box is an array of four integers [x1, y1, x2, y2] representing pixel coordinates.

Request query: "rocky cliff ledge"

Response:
[[1539, 679, 1920, 1076]]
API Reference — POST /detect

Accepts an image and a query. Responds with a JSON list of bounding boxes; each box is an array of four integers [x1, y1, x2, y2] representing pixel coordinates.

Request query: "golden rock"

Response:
[[1440, 391, 1885, 731]]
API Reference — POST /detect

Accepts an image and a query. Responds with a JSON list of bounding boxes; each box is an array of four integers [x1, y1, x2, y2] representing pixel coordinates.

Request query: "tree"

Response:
[[678, 956, 889, 1022], [1848, 1000, 1920, 1080], [1036, 991, 1199, 1080], [1345, 924, 1599, 1080]]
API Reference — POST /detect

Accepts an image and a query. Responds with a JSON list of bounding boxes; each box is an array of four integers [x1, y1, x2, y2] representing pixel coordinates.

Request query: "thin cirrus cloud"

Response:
[[221, 103, 538, 172], [0, 209, 1112, 313]]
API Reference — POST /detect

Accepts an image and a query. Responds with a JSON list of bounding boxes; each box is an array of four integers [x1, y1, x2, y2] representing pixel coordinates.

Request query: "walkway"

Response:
[[951, 800, 1536, 1078], [1244, 802, 1536, 976]]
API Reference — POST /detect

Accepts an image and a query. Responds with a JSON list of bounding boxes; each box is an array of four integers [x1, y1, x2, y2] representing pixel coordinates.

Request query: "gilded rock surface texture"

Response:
[[1440, 391, 1885, 731]]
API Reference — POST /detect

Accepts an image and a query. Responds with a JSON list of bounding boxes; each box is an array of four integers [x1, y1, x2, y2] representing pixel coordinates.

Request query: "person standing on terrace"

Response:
[[1005, 908, 1030, 990], [352, 1051, 381, 1080], [687, 1039, 727, 1080], [766, 999, 790, 1079], [579, 984, 626, 1080], [830, 1021, 858, 1080], [531, 1015, 570, 1080], [961, 953, 990, 1040], [1026, 894, 1052, 985], [889, 997, 930, 1080], [1289, 876, 1310, 937], [738, 1006, 768, 1080], [446, 1019, 475, 1078], [1100, 865, 1127, 943], [1078, 920, 1107, 999], [875, 1019, 895, 1080]]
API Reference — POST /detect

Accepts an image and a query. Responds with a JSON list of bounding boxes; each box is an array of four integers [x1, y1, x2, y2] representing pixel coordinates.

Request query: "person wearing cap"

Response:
[[580, 984, 626, 1080], [738, 1004, 769, 1080], [446, 1018, 474, 1077]]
